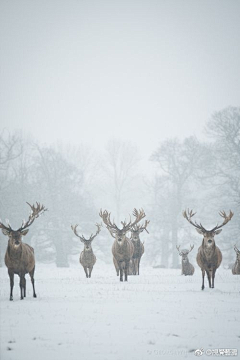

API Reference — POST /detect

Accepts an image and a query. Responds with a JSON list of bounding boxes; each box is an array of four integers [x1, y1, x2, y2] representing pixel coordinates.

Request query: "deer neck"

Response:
[[116, 238, 128, 252], [202, 239, 216, 256]]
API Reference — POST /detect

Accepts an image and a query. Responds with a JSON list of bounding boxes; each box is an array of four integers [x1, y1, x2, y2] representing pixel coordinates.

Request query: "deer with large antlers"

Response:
[[71, 223, 101, 278], [232, 245, 240, 275], [0, 202, 47, 300], [129, 218, 150, 275], [99, 208, 146, 281], [176, 245, 195, 276], [183, 209, 234, 290]]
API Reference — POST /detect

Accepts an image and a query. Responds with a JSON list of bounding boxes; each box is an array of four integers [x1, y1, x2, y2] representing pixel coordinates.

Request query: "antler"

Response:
[[234, 244, 240, 254], [132, 219, 150, 234], [182, 209, 207, 232], [0, 219, 13, 233], [89, 223, 102, 241], [210, 210, 234, 232], [71, 224, 87, 242], [176, 245, 183, 256], [188, 244, 194, 253], [121, 208, 146, 231], [99, 209, 119, 233], [72, 223, 102, 242]]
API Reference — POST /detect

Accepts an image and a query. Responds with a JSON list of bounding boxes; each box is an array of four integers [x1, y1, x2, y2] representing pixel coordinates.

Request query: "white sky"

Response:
[[1, 0, 240, 159]]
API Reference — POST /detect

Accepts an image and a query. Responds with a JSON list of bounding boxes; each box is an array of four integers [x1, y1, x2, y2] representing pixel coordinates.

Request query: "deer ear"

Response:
[[195, 228, 204, 235], [21, 229, 29, 236], [214, 229, 222, 235], [2, 228, 10, 236]]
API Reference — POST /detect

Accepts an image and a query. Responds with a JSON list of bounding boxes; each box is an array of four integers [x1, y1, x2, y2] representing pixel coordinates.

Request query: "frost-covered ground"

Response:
[[0, 262, 239, 360]]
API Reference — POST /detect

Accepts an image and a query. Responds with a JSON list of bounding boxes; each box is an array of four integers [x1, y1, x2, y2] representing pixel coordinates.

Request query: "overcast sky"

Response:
[[1, 0, 240, 159]]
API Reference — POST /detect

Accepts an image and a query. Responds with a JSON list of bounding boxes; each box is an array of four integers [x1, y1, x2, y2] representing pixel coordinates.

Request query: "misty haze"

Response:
[[0, 1, 240, 360]]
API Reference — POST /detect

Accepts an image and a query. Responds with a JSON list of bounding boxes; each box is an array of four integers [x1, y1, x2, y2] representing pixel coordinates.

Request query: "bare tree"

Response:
[[150, 137, 204, 267], [102, 139, 140, 223]]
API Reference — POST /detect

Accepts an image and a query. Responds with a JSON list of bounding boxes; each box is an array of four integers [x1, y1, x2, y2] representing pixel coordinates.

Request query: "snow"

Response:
[[0, 262, 239, 360]]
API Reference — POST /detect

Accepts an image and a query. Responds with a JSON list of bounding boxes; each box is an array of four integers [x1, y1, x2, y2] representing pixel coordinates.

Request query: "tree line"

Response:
[[0, 106, 239, 268]]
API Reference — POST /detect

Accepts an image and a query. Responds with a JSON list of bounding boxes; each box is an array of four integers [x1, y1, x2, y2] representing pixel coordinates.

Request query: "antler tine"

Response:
[[182, 209, 207, 232], [188, 244, 194, 253], [210, 210, 234, 232]]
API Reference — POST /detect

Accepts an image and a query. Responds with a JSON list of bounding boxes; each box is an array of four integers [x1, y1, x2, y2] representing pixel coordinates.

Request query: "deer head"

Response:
[[71, 223, 102, 251], [130, 218, 150, 242], [183, 209, 234, 249], [0, 202, 47, 250], [176, 245, 194, 263], [99, 208, 146, 246]]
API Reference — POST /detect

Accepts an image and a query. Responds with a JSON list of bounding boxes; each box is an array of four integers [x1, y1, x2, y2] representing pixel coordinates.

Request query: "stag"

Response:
[[129, 219, 150, 275], [232, 245, 240, 275], [99, 208, 146, 281], [183, 209, 234, 290], [71, 223, 101, 278], [176, 245, 195, 276], [0, 202, 47, 300]]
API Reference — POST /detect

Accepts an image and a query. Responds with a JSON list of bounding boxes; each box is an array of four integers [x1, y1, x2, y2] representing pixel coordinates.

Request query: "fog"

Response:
[[1, 0, 240, 155], [0, 1, 240, 268]]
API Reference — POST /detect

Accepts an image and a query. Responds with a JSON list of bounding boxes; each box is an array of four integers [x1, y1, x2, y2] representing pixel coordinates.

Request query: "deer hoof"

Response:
[[34, 294, 37, 298], [10, 297, 13, 301]]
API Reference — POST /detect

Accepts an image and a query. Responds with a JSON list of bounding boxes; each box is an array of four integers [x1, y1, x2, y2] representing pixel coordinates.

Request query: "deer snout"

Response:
[[208, 240, 213, 244]]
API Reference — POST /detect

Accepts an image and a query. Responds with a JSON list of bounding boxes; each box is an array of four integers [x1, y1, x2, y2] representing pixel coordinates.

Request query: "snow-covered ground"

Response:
[[0, 262, 239, 360]]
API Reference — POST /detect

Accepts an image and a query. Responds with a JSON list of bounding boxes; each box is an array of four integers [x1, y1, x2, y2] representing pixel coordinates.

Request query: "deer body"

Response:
[[80, 246, 96, 278], [112, 237, 134, 279], [130, 237, 145, 275], [100, 208, 146, 282], [1, 202, 47, 300], [183, 209, 233, 290], [232, 245, 240, 275]]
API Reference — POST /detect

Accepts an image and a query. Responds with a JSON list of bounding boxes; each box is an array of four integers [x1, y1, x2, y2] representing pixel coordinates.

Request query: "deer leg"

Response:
[[29, 267, 37, 298], [201, 269, 205, 290], [134, 259, 137, 275], [19, 275, 25, 300], [137, 258, 141, 275], [23, 277, 26, 297], [206, 270, 211, 288], [89, 267, 93, 278], [83, 267, 89, 278], [119, 262, 123, 282], [8, 270, 14, 301], [124, 261, 130, 281], [211, 269, 216, 288]]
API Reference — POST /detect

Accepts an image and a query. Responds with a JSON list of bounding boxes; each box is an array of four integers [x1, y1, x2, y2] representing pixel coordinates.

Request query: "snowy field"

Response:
[[0, 262, 239, 360]]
